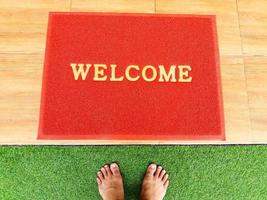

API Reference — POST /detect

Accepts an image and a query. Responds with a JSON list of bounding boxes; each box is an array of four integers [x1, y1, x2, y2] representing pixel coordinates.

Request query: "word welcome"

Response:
[[70, 63, 192, 82]]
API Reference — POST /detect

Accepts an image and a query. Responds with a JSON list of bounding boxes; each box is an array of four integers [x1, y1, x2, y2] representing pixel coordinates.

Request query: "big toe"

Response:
[[146, 163, 157, 176], [110, 163, 121, 176]]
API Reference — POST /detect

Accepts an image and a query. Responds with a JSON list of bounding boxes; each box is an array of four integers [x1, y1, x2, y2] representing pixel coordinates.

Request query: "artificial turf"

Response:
[[0, 145, 266, 200]]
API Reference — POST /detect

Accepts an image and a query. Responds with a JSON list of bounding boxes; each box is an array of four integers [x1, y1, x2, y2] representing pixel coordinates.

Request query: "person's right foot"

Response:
[[140, 163, 169, 200], [96, 163, 124, 200]]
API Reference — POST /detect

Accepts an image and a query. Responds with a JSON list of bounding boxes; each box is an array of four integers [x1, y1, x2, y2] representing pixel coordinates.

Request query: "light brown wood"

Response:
[[220, 56, 251, 142], [238, 0, 267, 56], [0, 0, 70, 54], [71, 0, 155, 13], [238, 0, 267, 142], [156, 0, 243, 56], [0, 0, 266, 144], [244, 57, 267, 143]]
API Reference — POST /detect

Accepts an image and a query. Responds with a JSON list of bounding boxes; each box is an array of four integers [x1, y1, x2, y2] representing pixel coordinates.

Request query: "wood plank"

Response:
[[0, 0, 70, 54], [71, 0, 155, 12], [250, 109, 267, 143], [0, 0, 70, 9], [221, 56, 249, 110], [245, 57, 267, 109], [244, 57, 267, 143], [0, 54, 42, 142], [238, 0, 267, 56], [156, 0, 242, 56], [220, 56, 251, 142]]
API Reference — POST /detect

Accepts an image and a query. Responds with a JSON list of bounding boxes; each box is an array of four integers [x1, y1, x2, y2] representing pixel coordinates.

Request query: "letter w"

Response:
[[70, 63, 92, 80]]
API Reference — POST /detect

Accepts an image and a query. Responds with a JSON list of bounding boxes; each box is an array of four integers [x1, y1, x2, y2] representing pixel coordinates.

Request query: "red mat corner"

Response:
[[38, 12, 225, 140]]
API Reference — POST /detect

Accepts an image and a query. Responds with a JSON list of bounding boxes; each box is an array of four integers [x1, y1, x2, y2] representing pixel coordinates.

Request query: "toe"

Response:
[[164, 180, 169, 188], [97, 171, 104, 181], [154, 165, 162, 177], [101, 167, 107, 177], [104, 165, 112, 176], [110, 163, 121, 176], [96, 177, 101, 185], [162, 173, 169, 183], [159, 169, 166, 179], [146, 163, 157, 177]]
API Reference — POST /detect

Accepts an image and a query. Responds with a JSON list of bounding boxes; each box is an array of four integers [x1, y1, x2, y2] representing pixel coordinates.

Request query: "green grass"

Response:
[[0, 145, 266, 200]]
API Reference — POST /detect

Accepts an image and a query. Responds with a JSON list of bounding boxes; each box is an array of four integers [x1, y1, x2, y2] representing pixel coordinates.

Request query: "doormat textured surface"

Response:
[[38, 12, 224, 140]]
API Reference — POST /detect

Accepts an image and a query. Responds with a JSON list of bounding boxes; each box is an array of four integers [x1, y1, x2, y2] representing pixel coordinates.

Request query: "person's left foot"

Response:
[[96, 163, 124, 200]]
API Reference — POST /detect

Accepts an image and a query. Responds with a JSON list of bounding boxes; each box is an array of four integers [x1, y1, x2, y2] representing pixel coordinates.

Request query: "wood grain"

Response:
[[156, 0, 243, 56], [220, 57, 251, 142], [71, 0, 155, 12], [244, 57, 267, 143], [0, 0, 70, 54], [238, 0, 267, 56], [0, 54, 42, 142]]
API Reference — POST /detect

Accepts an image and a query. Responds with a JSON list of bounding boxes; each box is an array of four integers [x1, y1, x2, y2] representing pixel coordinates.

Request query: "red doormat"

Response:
[[38, 12, 225, 140]]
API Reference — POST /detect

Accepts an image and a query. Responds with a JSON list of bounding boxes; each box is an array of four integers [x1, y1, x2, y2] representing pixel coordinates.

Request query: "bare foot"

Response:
[[96, 163, 124, 200], [140, 163, 169, 200]]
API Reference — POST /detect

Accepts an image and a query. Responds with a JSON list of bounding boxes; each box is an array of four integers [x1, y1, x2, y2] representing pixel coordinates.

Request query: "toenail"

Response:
[[97, 171, 101, 174], [150, 164, 156, 169], [104, 165, 108, 168], [111, 163, 118, 168]]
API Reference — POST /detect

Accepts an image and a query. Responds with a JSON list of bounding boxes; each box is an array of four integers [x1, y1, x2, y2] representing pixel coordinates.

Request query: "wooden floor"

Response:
[[0, 0, 266, 144]]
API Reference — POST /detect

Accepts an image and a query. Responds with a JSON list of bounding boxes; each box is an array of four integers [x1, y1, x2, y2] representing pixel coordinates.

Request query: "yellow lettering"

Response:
[[125, 65, 140, 81], [70, 63, 193, 83], [158, 65, 177, 82], [142, 65, 157, 82], [93, 64, 107, 81], [178, 65, 192, 82], [110, 64, 124, 81], [70, 63, 91, 80]]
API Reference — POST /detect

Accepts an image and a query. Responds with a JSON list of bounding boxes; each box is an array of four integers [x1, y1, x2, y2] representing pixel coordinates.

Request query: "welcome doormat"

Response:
[[38, 12, 225, 140]]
